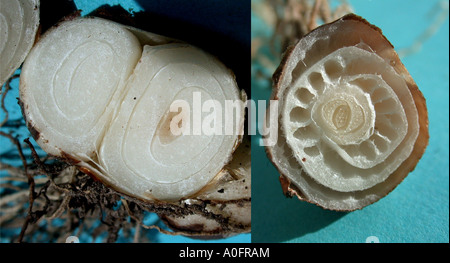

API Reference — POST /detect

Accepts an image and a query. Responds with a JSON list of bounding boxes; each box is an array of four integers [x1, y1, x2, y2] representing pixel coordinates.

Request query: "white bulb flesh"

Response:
[[20, 18, 142, 158], [98, 44, 243, 200], [20, 17, 245, 202], [282, 46, 416, 192], [0, 0, 39, 86]]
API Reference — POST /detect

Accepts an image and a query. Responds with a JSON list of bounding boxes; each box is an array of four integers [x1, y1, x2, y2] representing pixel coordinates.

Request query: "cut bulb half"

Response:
[[20, 16, 247, 216], [0, 0, 40, 86]]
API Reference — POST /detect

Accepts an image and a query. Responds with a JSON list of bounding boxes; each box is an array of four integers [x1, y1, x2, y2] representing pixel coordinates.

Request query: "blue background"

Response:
[[251, 0, 449, 242], [1, 0, 448, 244]]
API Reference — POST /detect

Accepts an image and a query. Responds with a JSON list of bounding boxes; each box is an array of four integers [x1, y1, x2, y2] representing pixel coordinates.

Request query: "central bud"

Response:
[[325, 99, 352, 130], [332, 103, 351, 130], [312, 84, 375, 145]]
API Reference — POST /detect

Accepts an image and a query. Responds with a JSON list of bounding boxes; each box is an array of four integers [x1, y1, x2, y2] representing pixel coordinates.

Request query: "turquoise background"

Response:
[[251, 0, 449, 242], [1, 0, 448, 244]]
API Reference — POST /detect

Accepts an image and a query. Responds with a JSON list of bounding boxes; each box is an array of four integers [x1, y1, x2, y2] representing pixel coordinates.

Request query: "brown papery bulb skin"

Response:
[[266, 14, 429, 211]]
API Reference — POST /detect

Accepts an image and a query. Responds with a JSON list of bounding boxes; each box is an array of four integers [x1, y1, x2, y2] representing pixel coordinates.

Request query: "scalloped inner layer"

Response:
[[282, 46, 417, 192]]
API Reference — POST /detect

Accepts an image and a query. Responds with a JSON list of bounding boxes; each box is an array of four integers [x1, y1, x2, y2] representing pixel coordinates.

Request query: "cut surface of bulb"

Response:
[[20, 17, 245, 204], [98, 44, 244, 200], [20, 18, 142, 158], [266, 14, 429, 211], [0, 0, 40, 86]]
